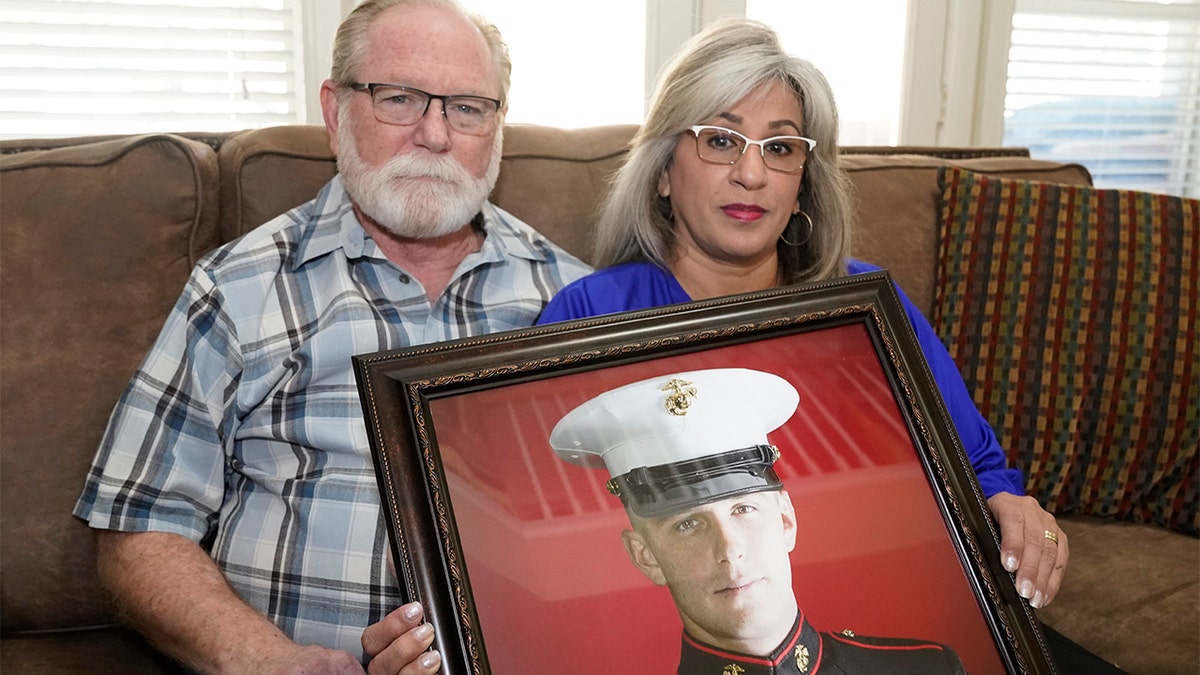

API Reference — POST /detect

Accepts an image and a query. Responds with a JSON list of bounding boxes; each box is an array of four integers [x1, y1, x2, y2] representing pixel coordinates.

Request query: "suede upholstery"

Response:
[[1, 135, 221, 633], [1, 125, 1195, 674]]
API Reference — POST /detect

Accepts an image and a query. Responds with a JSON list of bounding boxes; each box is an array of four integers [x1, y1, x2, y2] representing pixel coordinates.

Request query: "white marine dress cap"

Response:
[[548, 368, 799, 517]]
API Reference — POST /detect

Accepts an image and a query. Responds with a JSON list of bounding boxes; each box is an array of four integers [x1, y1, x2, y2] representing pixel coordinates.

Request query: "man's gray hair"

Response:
[[329, 0, 511, 107]]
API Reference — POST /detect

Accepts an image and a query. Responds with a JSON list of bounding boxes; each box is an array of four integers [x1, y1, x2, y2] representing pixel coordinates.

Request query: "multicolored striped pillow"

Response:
[[933, 167, 1198, 534]]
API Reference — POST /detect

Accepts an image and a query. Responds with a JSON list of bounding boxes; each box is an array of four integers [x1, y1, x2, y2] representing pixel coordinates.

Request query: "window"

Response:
[[7, 0, 1197, 200], [1003, 0, 1200, 197], [456, 0, 646, 128], [746, 0, 909, 146], [460, 0, 910, 142], [0, 0, 305, 139]]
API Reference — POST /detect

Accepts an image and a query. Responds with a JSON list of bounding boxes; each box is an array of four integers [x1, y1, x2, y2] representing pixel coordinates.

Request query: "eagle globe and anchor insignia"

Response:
[[794, 643, 811, 672], [661, 378, 699, 416]]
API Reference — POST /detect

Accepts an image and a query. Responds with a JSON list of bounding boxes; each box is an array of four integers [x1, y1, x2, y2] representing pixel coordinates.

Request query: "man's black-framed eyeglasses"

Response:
[[349, 82, 502, 136]]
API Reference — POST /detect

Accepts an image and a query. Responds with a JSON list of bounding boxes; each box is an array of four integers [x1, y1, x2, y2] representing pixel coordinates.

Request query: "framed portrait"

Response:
[[354, 272, 1056, 675]]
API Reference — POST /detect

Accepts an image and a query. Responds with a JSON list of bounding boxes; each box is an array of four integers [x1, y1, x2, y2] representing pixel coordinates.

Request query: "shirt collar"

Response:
[[677, 612, 821, 675]]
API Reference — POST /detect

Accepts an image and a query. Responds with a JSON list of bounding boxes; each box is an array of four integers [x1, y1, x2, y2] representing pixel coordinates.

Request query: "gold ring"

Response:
[[1044, 529, 1058, 544]]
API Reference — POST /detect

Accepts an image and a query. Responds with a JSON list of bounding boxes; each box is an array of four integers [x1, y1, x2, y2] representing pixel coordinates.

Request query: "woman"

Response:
[[538, 18, 1067, 608]]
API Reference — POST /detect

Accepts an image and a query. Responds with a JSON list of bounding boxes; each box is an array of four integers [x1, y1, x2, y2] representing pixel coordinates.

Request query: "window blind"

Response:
[[1003, 0, 1200, 197], [0, 0, 303, 139]]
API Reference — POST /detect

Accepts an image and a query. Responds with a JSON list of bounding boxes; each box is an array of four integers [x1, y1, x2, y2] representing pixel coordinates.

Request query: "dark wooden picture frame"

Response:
[[353, 272, 1056, 675]]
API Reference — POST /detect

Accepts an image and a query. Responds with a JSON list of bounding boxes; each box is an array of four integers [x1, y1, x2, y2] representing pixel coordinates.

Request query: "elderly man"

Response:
[[551, 369, 966, 674], [73, 1, 588, 673]]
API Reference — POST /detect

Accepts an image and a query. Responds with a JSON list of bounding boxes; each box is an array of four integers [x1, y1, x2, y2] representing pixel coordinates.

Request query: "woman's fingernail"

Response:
[[1019, 580, 1034, 599], [1004, 555, 1019, 572], [420, 649, 442, 668], [1031, 591, 1045, 609], [415, 623, 434, 640], [403, 602, 422, 621]]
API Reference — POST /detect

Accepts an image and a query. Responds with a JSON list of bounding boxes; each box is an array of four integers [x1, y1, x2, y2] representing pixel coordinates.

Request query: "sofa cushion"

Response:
[[0, 134, 221, 632], [492, 123, 637, 264], [932, 167, 1198, 534], [1, 627, 180, 675], [1037, 514, 1199, 675], [217, 125, 336, 242], [842, 154, 1093, 318]]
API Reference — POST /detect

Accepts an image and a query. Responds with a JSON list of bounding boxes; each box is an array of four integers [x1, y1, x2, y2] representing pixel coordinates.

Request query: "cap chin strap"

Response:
[[608, 444, 782, 518]]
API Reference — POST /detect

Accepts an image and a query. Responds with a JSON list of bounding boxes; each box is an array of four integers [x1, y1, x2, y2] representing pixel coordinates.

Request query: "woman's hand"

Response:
[[987, 492, 1069, 608]]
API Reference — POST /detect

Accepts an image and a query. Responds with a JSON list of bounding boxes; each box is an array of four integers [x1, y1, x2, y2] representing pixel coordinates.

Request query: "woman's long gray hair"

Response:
[[595, 18, 852, 284]]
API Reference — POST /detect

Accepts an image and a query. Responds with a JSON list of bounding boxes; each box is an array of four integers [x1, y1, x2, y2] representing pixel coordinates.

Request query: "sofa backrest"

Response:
[[210, 124, 1092, 315], [0, 124, 1091, 637], [843, 153, 1092, 313], [0, 134, 222, 633]]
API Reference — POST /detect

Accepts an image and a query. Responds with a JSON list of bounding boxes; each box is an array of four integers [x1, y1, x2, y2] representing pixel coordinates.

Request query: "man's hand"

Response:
[[362, 602, 441, 675], [987, 492, 1069, 608]]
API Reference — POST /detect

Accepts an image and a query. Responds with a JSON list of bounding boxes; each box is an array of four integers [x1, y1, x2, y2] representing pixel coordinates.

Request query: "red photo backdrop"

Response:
[[428, 323, 1005, 674]]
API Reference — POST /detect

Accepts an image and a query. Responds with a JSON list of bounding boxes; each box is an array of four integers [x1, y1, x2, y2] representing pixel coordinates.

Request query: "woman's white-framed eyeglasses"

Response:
[[688, 125, 816, 173]]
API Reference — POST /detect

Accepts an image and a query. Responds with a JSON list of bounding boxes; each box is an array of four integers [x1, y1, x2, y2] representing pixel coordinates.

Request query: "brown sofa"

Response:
[[1, 125, 1195, 674]]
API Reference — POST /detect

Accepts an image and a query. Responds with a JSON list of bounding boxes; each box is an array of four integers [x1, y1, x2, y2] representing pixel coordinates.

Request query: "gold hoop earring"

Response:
[[780, 211, 814, 247]]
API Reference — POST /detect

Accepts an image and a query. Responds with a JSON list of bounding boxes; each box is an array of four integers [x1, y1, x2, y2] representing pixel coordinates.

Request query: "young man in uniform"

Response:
[[551, 368, 966, 674]]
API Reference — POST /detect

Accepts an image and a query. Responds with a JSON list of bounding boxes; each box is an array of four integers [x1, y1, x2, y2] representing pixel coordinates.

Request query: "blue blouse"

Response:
[[537, 259, 1024, 497]]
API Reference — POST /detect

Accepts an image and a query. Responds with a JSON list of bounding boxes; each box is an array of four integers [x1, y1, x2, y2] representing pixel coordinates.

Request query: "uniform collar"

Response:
[[677, 612, 823, 675], [294, 175, 554, 270]]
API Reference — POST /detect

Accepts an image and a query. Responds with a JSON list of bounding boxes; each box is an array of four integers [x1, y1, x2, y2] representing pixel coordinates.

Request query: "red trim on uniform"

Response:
[[810, 631, 826, 674], [827, 633, 947, 652]]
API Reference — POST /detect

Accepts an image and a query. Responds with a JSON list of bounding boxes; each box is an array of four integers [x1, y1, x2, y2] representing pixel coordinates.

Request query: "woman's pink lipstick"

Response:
[[721, 203, 766, 222]]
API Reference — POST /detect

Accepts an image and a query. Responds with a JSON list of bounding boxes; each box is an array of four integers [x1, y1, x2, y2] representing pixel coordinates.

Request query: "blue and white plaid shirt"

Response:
[[75, 175, 591, 661]]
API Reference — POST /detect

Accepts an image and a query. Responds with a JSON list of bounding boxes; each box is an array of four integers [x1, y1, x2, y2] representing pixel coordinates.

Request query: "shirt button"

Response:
[[398, 273, 411, 284]]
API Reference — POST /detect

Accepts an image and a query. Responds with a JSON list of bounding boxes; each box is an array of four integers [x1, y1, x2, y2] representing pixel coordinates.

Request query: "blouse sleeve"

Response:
[[900, 290, 1026, 496], [536, 280, 597, 324], [849, 260, 1025, 497]]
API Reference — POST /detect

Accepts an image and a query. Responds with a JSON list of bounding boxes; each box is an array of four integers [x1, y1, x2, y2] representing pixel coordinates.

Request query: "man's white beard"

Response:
[[336, 112, 502, 239]]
